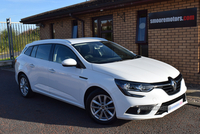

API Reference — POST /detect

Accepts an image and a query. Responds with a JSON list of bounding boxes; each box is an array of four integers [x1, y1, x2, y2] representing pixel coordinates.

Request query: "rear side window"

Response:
[[35, 45, 52, 60], [24, 46, 33, 56], [31, 46, 38, 57]]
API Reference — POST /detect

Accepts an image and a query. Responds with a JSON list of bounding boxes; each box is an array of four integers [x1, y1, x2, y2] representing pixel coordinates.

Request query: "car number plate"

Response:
[[168, 99, 183, 112]]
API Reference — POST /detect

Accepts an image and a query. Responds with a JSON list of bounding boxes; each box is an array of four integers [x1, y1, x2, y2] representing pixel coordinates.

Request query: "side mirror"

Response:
[[62, 58, 77, 67]]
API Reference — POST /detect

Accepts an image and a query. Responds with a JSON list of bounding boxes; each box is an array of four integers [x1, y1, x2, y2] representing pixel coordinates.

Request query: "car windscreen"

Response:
[[72, 41, 140, 64]]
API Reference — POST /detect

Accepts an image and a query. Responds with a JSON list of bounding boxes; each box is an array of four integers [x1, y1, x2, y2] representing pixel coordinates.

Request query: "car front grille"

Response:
[[156, 74, 182, 95]]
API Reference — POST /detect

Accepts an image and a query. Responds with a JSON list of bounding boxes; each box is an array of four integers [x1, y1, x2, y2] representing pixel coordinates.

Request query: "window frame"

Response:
[[135, 10, 148, 44], [92, 15, 113, 41], [72, 20, 78, 38]]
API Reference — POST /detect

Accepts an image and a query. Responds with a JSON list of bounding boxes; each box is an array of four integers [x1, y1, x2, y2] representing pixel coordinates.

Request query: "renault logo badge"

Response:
[[169, 78, 177, 91]]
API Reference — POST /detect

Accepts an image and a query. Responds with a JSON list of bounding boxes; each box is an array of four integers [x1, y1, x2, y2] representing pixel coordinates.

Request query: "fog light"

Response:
[[126, 105, 155, 115], [137, 108, 141, 114]]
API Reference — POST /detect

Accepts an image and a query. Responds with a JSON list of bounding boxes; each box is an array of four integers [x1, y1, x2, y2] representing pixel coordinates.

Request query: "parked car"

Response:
[[15, 37, 187, 124]]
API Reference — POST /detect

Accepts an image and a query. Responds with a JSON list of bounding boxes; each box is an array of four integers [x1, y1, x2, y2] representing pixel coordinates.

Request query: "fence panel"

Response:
[[0, 22, 9, 61], [0, 20, 40, 61]]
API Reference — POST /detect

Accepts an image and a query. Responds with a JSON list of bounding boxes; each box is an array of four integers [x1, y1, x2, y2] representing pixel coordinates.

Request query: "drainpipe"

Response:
[[69, 13, 85, 37]]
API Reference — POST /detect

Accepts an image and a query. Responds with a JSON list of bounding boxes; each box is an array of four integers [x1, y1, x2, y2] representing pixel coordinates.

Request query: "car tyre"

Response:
[[18, 74, 34, 98], [86, 89, 116, 124]]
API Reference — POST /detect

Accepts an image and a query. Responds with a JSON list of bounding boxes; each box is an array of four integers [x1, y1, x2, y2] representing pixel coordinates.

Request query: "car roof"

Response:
[[26, 37, 108, 47], [67, 37, 107, 44]]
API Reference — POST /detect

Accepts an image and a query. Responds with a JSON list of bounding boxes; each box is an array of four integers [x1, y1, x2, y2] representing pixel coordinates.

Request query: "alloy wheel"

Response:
[[90, 94, 116, 122], [20, 77, 29, 96]]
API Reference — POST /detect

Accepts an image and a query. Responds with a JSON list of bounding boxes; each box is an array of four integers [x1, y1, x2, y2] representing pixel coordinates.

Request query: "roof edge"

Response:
[[21, 0, 164, 24]]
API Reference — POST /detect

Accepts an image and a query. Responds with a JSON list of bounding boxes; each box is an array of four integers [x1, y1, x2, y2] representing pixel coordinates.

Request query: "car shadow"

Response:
[[1, 70, 196, 129], [0, 70, 130, 128]]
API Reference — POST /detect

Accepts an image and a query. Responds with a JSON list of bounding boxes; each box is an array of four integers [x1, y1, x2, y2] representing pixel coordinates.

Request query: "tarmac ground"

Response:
[[0, 67, 199, 133], [1, 67, 200, 107]]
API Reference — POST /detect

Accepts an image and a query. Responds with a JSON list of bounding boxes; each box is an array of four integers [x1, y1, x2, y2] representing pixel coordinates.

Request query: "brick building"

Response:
[[21, 0, 200, 84]]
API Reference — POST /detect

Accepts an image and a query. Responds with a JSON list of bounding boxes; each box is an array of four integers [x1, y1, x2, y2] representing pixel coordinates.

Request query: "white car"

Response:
[[15, 37, 187, 124]]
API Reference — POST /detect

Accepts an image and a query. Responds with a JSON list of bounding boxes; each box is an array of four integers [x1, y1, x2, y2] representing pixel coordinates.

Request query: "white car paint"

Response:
[[92, 57, 180, 83], [15, 37, 187, 121]]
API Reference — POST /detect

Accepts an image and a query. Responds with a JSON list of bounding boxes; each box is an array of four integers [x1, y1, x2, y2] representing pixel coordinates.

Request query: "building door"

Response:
[[93, 15, 113, 41]]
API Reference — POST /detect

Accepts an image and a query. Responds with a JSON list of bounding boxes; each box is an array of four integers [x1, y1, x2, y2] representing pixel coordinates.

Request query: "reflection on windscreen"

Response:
[[73, 41, 138, 64]]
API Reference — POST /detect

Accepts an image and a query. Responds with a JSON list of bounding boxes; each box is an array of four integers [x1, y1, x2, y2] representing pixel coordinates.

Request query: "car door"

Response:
[[47, 44, 87, 104], [28, 44, 52, 93]]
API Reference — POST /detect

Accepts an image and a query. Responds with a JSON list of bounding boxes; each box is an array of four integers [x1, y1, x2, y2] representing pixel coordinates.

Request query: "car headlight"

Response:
[[115, 79, 155, 97]]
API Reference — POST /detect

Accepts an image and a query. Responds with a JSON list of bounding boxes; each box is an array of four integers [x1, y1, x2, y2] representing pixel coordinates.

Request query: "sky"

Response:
[[0, 0, 86, 23]]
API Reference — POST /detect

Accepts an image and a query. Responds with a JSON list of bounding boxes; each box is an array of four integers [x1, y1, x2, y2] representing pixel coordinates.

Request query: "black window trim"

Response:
[[24, 43, 86, 68]]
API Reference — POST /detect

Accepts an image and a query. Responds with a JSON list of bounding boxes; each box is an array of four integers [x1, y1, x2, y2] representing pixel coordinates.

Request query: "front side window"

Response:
[[35, 44, 52, 60], [53, 45, 77, 63], [73, 41, 139, 64]]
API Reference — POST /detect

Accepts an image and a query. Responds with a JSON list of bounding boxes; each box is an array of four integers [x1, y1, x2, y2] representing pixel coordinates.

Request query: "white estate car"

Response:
[[15, 37, 187, 124]]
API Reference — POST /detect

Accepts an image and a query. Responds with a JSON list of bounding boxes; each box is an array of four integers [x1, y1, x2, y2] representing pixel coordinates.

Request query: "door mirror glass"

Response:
[[62, 58, 77, 67]]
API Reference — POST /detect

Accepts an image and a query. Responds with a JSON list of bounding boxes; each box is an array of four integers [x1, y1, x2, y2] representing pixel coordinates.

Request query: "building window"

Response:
[[72, 20, 78, 38], [93, 15, 113, 41], [136, 10, 148, 57], [136, 10, 147, 43], [50, 23, 55, 39], [93, 19, 98, 37]]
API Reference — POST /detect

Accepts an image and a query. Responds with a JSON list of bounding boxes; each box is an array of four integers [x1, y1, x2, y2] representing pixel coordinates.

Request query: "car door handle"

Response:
[[29, 64, 35, 68], [49, 69, 55, 73], [79, 76, 88, 80]]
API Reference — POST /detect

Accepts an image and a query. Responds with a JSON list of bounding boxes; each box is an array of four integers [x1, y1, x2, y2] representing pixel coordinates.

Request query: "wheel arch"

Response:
[[17, 71, 34, 97], [17, 71, 28, 83], [84, 86, 109, 108]]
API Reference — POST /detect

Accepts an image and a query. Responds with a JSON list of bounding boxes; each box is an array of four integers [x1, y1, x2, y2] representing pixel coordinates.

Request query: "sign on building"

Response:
[[149, 8, 197, 29]]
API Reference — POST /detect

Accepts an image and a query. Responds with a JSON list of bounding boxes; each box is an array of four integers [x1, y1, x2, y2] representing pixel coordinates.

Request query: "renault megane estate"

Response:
[[15, 37, 187, 124]]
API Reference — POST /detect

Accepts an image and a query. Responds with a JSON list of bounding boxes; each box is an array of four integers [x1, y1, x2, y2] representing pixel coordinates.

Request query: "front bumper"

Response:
[[112, 79, 187, 120]]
